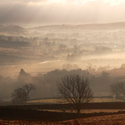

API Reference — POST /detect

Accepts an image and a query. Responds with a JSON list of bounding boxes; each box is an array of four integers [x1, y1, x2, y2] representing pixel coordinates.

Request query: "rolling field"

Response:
[[0, 101, 125, 124], [0, 108, 125, 125], [27, 97, 123, 104]]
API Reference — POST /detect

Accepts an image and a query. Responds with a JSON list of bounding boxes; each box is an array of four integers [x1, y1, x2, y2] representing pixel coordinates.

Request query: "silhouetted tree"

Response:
[[12, 84, 35, 104], [58, 74, 93, 114], [111, 82, 125, 98]]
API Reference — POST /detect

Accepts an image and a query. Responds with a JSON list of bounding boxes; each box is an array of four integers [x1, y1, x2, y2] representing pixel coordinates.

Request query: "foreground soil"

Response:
[[0, 113, 125, 125], [0, 103, 125, 125], [0, 107, 125, 125], [61, 113, 125, 125]]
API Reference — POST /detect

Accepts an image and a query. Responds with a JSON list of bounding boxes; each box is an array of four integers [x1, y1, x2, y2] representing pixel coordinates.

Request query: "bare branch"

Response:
[[57, 74, 93, 113]]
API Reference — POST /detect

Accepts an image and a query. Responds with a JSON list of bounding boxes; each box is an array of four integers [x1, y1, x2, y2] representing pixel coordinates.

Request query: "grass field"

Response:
[[0, 103, 125, 124], [27, 97, 123, 104]]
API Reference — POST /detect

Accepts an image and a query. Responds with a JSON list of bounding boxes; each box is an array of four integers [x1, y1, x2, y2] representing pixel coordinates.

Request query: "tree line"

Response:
[[11, 71, 125, 114], [12, 74, 93, 114]]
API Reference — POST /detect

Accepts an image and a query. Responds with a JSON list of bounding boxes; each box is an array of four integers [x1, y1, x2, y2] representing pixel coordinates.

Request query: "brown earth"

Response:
[[0, 103, 125, 124], [0, 113, 125, 125]]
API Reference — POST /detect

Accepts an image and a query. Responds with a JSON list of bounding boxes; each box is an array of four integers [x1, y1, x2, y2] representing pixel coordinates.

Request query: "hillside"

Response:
[[0, 25, 27, 34], [30, 22, 125, 31]]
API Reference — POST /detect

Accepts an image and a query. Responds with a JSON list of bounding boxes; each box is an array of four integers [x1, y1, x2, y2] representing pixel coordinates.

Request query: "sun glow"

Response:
[[7, 0, 124, 6], [0, 0, 125, 6], [103, 0, 125, 6], [46, 0, 125, 6], [49, 0, 67, 3]]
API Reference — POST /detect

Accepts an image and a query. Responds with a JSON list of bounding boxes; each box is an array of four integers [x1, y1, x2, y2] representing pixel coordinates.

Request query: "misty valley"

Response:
[[1, 0, 125, 124], [0, 23, 125, 102]]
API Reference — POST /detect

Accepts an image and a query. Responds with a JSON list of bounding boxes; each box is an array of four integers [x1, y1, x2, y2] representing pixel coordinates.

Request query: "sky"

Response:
[[0, 0, 125, 24]]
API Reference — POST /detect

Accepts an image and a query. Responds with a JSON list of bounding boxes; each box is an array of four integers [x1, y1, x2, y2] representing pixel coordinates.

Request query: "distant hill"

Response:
[[0, 25, 27, 34], [30, 22, 125, 31]]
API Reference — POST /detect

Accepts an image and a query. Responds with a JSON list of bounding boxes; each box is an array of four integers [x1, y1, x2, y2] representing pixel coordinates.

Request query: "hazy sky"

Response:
[[0, 0, 125, 24]]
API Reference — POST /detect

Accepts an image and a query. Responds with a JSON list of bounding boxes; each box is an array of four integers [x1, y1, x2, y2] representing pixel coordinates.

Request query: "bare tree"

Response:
[[12, 84, 35, 104], [111, 82, 125, 98], [58, 74, 93, 114]]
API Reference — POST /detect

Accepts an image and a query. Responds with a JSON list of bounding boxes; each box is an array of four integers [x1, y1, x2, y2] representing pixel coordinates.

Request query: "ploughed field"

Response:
[[0, 103, 125, 124]]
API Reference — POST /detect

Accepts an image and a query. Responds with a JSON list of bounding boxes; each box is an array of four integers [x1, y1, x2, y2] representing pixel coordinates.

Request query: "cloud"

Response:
[[67, 0, 125, 6], [0, 0, 125, 6], [103, 0, 125, 6], [0, 0, 47, 3], [0, 0, 125, 24]]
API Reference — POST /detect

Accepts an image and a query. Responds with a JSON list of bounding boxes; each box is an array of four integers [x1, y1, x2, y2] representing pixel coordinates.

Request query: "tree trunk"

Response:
[[77, 109, 80, 114], [76, 104, 81, 114]]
